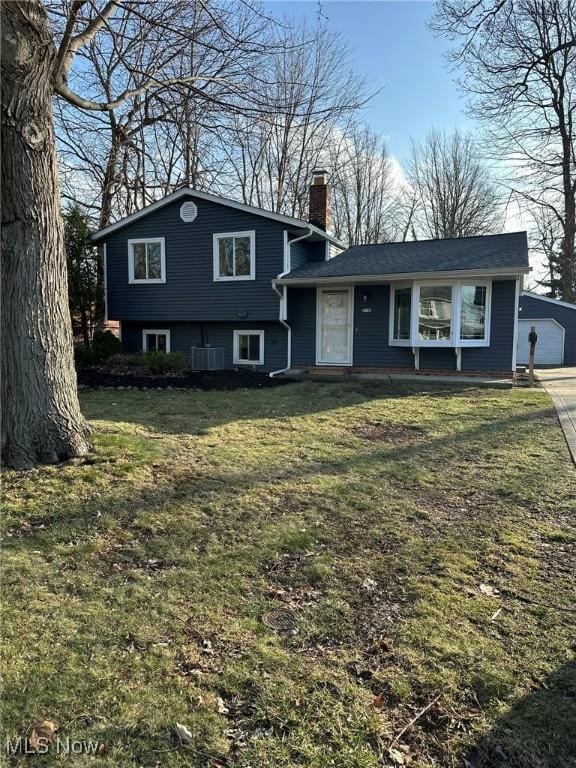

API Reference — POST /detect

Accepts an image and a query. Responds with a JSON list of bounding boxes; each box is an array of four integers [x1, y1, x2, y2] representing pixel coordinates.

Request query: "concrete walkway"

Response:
[[535, 368, 576, 466]]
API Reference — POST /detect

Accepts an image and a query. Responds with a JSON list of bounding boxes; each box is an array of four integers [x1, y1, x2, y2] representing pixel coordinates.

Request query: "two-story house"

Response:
[[93, 172, 530, 376]]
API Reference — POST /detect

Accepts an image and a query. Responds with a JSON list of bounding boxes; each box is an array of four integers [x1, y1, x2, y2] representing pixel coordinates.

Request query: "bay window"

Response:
[[390, 280, 491, 346]]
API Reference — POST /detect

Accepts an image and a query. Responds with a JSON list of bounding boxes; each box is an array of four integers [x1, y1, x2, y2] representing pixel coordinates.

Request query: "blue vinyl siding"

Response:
[[519, 294, 576, 364], [105, 197, 287, 322], [352, 285, 414, 368], [287, 279, 517, 372], [289, 240, 326, 271], [288, 288, 317, 365], [121, 321, 288, 372]]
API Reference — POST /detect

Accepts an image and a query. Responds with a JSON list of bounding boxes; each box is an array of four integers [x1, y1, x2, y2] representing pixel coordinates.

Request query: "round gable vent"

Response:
[[180, 201, 198, 223]]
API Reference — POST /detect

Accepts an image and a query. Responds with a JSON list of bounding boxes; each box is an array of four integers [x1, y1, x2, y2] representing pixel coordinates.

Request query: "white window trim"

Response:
[[315, 286, 354, 366], [213, 230, 256, 281], [389, 279, 492, 348], [388, 283, 413, 347], [128, 237, 166, 284], [233, 329, 264, 365], [142, 329, 171, 353]]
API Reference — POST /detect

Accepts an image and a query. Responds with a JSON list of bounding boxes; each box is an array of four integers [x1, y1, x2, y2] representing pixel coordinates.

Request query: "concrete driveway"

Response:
[[535, 368, 576, 465]]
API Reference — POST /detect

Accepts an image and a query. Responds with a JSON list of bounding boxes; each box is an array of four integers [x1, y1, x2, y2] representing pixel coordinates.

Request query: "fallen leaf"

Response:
[[175, 722, 193, 744], [479, 583, 500, 597], [389, 746, 406, 764], [490, 607, 502, 621], [216, 696, 229, 714], [28, 720, 58, 750], [362, 577, 377, 592], [373, 693, 384, 709]]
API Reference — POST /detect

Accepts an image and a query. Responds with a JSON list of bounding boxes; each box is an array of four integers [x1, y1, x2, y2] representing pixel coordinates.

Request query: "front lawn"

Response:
[[2, 382, 575, 767]]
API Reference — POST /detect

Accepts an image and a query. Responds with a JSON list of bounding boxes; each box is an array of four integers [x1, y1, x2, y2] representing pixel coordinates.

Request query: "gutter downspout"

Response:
[[270, 228, 313, 377]]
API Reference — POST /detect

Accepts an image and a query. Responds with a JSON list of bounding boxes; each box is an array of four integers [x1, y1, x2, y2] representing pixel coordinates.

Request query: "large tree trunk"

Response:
[[1, 1, 91, 470]]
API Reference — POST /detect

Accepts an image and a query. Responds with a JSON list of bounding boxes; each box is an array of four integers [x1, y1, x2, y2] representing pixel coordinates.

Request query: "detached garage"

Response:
[[518, 292, 576, 366]]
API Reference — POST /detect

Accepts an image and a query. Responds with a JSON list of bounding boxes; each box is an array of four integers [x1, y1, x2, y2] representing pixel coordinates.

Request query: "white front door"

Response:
[[317, 287, 353, 365]]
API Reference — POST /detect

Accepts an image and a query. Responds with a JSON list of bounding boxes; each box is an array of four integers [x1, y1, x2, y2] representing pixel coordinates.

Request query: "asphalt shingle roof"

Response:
[[284, 232, 529, 279]]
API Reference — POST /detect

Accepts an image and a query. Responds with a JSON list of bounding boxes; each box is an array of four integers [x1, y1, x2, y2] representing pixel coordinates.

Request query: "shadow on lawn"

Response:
[[464, 661, 576, 768], [4, 402, 560, 556], [80, 380, 495, 437]]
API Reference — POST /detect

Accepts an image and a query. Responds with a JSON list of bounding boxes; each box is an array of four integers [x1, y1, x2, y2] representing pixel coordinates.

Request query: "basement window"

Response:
[[233, 330, 264, 365], [143, 329, 170, 353]]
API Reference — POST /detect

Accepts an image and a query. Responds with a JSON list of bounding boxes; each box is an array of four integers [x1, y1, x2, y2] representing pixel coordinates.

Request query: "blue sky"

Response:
[[265, 1, 476, 164]]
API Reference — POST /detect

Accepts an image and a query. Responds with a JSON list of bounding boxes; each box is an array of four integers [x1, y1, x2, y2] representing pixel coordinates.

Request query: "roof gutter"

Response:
[[269, 228, 313, 378], [274, 266, 531, 286]]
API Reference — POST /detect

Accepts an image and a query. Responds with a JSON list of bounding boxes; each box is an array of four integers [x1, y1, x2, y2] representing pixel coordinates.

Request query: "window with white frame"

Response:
[[390, 280, 491, 346], [143, 329, 170, 353], [460, 284, 488, 340], [213, 231, 255, 280], [418, 285, 453, 341], [233, 330, 264, 365], [128, 238, 166, 283], [392, 286, 412, 341]]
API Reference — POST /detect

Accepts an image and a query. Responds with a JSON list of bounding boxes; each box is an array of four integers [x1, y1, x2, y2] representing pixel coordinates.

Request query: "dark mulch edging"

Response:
[[77, 367, 295, 392]]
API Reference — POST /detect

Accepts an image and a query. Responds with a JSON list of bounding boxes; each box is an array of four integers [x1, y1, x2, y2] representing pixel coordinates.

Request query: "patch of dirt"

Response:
[[352, 421, 428, 444], [262, 553, 323, 610], [77, 367, 295, 391]]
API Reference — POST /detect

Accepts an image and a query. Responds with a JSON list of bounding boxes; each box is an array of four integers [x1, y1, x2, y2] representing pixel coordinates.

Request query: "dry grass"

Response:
[[2, 381, 575, 767]]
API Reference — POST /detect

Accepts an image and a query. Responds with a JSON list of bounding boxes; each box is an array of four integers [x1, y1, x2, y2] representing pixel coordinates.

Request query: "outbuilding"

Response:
[[517, 292, 576, 366]]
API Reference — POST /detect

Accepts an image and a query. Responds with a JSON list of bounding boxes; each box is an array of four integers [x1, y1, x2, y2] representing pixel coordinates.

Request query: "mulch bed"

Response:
[[77, 367, 295, 392]]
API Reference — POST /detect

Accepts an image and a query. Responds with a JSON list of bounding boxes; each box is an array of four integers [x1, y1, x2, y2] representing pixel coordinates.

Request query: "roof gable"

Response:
[[92, 187, 344, 247]]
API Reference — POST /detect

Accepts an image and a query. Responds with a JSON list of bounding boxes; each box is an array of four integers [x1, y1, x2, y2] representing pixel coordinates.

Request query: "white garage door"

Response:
[[517, 319, 565, 365]]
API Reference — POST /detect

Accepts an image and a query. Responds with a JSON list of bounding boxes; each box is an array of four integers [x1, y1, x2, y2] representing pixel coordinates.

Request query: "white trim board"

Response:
[[520, 291, 576, 311], [512, 278, 520, 372], [276, 267, 529, 286], [92, 187, 345, 248]]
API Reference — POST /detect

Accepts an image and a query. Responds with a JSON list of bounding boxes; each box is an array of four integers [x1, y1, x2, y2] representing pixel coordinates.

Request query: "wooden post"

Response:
[[528, 326, 538, 386]]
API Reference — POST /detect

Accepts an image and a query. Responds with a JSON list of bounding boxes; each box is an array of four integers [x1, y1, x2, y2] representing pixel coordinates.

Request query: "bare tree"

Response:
[[433, 0, 576, 300], [407, 129, 502, 239], [330, 123, 402, 245], [531, 207, 564, 297], [0, 0, 290, 469], [218, 24, 366, 218]]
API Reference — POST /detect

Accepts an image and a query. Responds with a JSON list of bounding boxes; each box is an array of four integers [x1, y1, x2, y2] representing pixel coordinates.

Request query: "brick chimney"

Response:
[[308, 170, 331, 232]]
